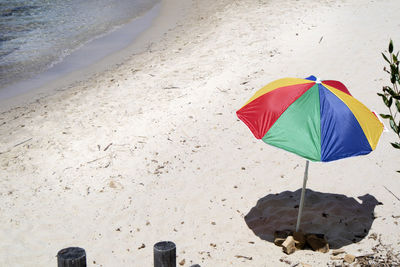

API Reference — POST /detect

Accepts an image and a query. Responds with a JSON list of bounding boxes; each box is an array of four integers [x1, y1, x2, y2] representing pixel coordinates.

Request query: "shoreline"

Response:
[[0, 0, 399, 266], [0, 0, 192, 112]]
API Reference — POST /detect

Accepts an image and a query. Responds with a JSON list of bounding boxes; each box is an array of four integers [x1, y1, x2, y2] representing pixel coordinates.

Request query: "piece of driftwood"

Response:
[[14, 138, 32, 147], [0, 138, 33, 155], [235, 255, 253, 260], [282, 236, 296, 255], [383, 185, 400, 201], [103, 143, 112, 151]]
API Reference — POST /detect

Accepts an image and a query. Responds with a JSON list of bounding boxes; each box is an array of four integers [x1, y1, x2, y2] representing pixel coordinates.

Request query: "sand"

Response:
[[1, 0, 400, 266]]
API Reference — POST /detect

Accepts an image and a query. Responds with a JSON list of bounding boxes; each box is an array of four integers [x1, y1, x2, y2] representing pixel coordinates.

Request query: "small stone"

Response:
[[274, 230, 293, 247], [109, 181, 116, 188], [332, 249, 346, 256], [343, 254, 355, 263], [282, 236, 296, 255], [300, 263, 312, 267], [279, 257, 291, 264], [179, 259, 186, 265], [368, 233, 378, 240], [305, 234, 329, 253], [293, 231, 306, 249]]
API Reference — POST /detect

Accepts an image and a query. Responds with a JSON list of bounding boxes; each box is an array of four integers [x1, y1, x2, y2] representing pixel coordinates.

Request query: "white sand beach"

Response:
[[1, 0, 400, 266]]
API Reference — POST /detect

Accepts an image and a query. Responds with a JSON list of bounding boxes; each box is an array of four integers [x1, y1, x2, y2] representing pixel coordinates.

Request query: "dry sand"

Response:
[[1, 0, 400, 266]]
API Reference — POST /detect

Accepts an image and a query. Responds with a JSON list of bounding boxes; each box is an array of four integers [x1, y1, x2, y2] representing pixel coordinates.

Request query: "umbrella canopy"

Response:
[[236, 75, 384, 162]]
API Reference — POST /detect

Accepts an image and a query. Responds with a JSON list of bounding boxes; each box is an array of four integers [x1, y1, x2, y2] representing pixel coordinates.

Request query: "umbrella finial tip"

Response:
[[315, 77, 321, 84]]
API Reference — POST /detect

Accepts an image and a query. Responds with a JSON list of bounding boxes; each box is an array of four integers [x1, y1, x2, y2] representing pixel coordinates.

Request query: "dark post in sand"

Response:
[[154, 241, 176, 267], [57, 247, 86, 267]]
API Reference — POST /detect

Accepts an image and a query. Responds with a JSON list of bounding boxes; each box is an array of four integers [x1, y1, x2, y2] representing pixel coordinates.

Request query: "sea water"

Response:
[[0, 0, 160, 96]]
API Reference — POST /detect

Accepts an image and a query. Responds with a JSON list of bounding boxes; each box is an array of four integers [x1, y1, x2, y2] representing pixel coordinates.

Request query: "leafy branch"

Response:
[[378, 40, 400, 153]]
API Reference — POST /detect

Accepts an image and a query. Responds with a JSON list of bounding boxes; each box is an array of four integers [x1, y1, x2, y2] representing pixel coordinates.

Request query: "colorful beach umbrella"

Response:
[[236, 75, 384, 231]]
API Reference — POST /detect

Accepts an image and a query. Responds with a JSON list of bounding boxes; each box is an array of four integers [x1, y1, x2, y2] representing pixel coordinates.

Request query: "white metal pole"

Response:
[[295, 160, 309, 232]]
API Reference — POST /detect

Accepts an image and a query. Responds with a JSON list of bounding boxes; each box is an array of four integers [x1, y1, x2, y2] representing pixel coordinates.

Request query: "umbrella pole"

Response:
[[295, 160, 309, 232]]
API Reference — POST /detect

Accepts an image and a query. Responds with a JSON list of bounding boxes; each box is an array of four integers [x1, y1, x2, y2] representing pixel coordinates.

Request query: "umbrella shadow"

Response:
[[244, 189, 381, 249]]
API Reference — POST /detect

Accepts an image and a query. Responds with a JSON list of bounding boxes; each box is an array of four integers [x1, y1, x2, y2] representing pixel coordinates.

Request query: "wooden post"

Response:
[[154, 241, 176, 267], [57, 247, 86, 267]]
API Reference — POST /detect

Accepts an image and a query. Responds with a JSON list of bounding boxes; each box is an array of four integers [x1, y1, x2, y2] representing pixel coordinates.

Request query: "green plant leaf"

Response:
[[382, 52, 391, 63], [389, 96, 393, 107], [391, 75, 396, 84], [390, 118, 399, 133], [382, 94, 389, 106], [384, 86, 400, 99], [389, 40, 394, 53], [379, 114, 392, 119], [390, 64, 397, 74], [396, 100, 400, 111], [383, 86, 392, 94], [394, 53, 399, 63], [390, 142, 400, 149]]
